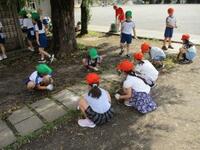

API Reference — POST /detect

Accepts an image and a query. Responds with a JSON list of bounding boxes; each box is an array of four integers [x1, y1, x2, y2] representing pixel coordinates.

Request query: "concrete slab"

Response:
[[8, 106, 34, 124], [31, 98, 56, 113], [0, 127, 16, 149], [101, 74, 121, 82], [164, 43, 181, 55], [67, 84, 88, 96], [52, 89, 80, 109], [15, 116, 44, 136], [39, 105, 66, 122], [31, 97, 66, 122], [0, 120, 8, 132]]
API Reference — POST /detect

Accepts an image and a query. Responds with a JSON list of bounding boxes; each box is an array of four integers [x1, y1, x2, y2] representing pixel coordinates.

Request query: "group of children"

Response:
[[1, 6, 196, 128]]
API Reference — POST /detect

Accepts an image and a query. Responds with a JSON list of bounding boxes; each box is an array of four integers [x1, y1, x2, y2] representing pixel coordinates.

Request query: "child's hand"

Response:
[[115, 93, 121, 100], [46, 84, 54, 91]]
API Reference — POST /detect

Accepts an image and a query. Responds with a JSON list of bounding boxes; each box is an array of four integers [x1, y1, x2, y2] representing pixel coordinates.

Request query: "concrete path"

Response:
[[88, 25, 200, 45]]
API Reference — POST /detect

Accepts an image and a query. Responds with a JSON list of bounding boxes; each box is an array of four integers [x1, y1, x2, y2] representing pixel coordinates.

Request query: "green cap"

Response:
[[36, 64, 52, 75], [19, 9, 27, 17], [88, 48, 98, 59], [31, 12, 40, 20], [125, 11, 132, 18]]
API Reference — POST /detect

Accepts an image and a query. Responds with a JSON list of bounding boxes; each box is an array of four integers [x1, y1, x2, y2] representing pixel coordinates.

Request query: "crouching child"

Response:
[[26, 64, 54, 91]]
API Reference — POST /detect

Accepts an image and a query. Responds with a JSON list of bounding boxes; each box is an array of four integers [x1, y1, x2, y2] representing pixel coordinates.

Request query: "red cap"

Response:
[[117, 60, 134, 72], [86, 73, 100, 85], [133, 52, 144, 61], [181, 34, 190, 41], [168, 8, 174, 14], [141, 42, 150, 53]]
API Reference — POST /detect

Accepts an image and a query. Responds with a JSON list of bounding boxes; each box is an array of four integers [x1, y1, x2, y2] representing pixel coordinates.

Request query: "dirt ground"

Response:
[[16, 33, 200, 149], [0, 32, 164, 118]]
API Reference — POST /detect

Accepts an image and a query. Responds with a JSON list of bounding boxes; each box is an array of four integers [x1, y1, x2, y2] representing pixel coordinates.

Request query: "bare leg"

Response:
[[0, 44, 6, 55], [39, 48, 50, 59], [27, 81, 36, 90], [126, 44, 130, 56], [79, 98, 89, 118], [27, 39, 34, 49]]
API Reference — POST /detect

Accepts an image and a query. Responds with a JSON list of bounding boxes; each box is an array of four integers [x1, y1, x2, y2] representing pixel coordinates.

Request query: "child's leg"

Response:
[[39, 48, 50, 59], [27, 81, 36, 90], [79, 98, 89, 118], [126, 44, 130, 55], [0, 44, 6, 55], [27, 39, 34, 49]]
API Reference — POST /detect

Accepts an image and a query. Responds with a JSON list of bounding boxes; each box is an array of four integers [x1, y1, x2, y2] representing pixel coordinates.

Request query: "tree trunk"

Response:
[[164, 0, 171, 3], [50, 0, 77, 58], [81, 0, 90, 35]]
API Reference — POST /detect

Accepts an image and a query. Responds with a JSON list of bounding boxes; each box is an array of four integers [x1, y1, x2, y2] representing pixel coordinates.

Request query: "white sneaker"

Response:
[[49, 54, 54, 63], [124, 101, 132, 107], [0, 55, 3, 61], [2, 54, 7, 59], [78, 119, 96, 128], [28, 47, 35, 52]]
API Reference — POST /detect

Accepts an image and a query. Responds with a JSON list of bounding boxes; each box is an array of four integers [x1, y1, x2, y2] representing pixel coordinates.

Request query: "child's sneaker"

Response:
[[162, 46, 168, 50], [168, 45, 174, 49], [28, 47, 35, 52], [2, 54, 7, 59], [124, 101, 132, 107], [126, 54, 131, 58], [49, 54, 54, 63], [0, 55, 3, 61], [38, 59, 46, 63], [78, 118, 96, 128]]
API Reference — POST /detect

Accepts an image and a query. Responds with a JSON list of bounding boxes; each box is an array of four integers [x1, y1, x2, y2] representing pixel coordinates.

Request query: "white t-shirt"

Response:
[[34, 24, 46, 34], [29, 71, 51, 85], [85, 88, 111, 114], [0, 22, 3, 29], [121, 20, 135, 35], [135, 60, 159, 83], [23, 18, 34, 29], [166, 16, 176, 27], [150, 47, 166, 60], [123, 75, 151, 94]]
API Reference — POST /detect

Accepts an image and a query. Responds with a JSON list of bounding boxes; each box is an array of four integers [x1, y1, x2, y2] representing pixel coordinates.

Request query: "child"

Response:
[[78, 73, 113, 128], [162, 8, 177, 50], [75, 21, 81, 32], [113, 5, 125, 32], [0, 21, 7, 61], [133, 52, 159, 87], [26, 64, 54, 91], [177, 34, 196, 64], [82, 48, 105, 71], [31, 12, 54, 63], [115, 60, 157, 114], [22, 11, 35, 52], [119, 10, 137, 57], [141, 42, 166, 67]]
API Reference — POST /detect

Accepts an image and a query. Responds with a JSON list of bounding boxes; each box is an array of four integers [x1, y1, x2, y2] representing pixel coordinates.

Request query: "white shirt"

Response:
[[29, 71, 51, 85], [0, 22, 3, 29], [34, 24, 46, 34], [166, 16, 176, 27], [135, 60, 159, 83], [85, 88, 111, 114], [121, 20, 135, 35], [23, 18, 34, 29], [150, 47, 166, 60], [123, 75, 151, 94]]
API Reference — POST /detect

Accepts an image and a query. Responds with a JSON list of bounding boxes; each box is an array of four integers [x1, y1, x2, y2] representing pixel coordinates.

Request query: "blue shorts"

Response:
[[164, 27, 173, 38], [27, 28, 35, 40], [120, 33, 132, 44], [39, 33, 48, 48], [0, 33, 5, 44], [153, 55, 166, 61]]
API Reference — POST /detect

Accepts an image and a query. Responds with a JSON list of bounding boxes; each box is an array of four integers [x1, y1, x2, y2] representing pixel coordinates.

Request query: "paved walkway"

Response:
[[88, 25, 200, 45], [0, 38, 182, 149]]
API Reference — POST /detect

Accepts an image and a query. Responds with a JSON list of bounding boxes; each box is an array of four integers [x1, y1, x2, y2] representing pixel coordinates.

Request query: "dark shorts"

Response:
[[120, 33, 132, 44], [0, 33, 5, 44], [85, 106, 114, 125], [27, 28, 35, 40], [164, 27, 173, 38], [39, 33, 48, 48]]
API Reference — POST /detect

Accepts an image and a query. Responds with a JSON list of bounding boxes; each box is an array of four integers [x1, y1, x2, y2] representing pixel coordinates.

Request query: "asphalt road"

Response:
[[75, 4, 200, 35]]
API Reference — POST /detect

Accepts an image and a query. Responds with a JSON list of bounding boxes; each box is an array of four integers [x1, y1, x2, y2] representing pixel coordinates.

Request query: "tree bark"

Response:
[[50, 0, 77, 58], [81, 0, 90, 35]]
